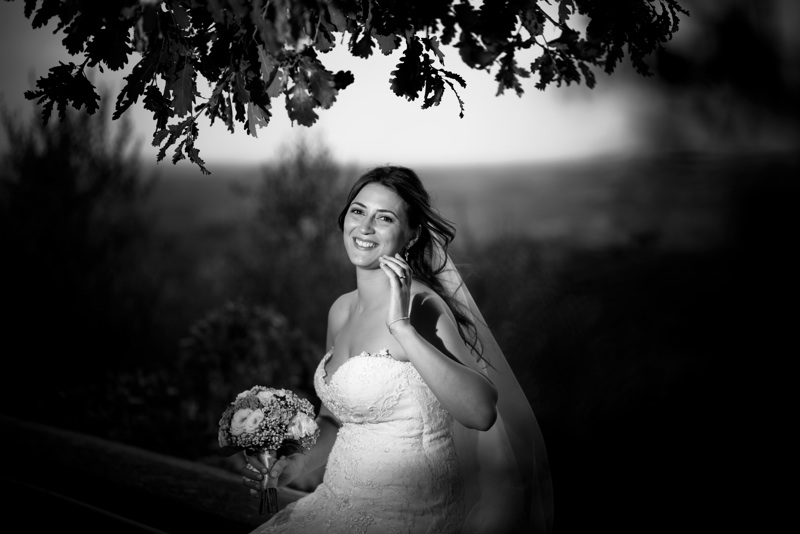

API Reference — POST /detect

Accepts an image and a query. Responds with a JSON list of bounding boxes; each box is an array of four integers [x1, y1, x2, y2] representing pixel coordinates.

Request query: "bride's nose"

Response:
[[358, 216, 375, 234]]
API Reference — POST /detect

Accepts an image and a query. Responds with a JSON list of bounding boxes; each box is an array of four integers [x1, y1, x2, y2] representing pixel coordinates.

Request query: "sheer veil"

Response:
[[434, 245, 554, 533]]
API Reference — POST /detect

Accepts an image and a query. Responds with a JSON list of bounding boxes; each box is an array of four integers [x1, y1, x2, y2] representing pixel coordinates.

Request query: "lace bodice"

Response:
[[317, 348, 454, 432], [252, 348, 465, 534]]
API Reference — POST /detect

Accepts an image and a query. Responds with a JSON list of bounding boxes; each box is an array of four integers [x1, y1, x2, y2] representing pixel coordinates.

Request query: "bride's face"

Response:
[[342, 183, 413, 269]]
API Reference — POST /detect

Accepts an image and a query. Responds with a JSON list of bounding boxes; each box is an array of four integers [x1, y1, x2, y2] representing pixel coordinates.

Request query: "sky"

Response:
[[0, 1, 647, 169]]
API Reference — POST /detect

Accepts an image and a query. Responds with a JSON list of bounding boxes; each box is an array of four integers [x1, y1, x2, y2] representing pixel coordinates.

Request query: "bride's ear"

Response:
[[407, 227, 421, 249]]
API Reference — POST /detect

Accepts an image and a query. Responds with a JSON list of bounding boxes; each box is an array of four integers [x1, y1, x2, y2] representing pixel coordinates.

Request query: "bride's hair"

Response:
[[337, 165, 482, 358]]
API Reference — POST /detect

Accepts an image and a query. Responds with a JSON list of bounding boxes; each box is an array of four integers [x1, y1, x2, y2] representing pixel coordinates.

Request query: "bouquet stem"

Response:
[[258, 450, 279, 515]]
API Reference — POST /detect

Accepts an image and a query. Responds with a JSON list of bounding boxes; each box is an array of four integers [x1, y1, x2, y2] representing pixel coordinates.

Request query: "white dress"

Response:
[[251, 348, 466, 534]]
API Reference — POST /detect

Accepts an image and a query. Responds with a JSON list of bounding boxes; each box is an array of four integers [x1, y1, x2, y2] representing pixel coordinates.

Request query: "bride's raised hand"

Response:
[[379, 253, 413, 333]]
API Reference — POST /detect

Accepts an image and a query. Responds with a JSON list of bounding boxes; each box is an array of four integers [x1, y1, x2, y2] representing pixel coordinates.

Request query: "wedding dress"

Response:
[[251, 246, 553, 534], [251, 347, 466, 534]]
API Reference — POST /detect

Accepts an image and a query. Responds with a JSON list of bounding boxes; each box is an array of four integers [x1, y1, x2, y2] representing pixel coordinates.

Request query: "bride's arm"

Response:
[[380, 254, 497, 430], [391, 294, 498, 431]]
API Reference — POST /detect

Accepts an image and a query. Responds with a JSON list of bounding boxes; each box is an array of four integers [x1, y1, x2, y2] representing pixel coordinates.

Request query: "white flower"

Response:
[[244, 409, 265, 434], [230, 408, 253, 436], [256, 390, 275, 405], [288, 412, 317, 439]]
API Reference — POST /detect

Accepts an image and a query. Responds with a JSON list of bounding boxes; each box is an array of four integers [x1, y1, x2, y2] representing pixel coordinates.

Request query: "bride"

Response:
[[242, 166, 552, 533]]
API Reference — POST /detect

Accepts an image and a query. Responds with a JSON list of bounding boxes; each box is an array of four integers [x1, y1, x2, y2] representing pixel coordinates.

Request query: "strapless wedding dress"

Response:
[[251, 348, 466, 534]]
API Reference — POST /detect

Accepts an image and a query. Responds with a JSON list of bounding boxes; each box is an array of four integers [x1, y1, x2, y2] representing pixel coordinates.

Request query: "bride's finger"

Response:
[[382, 254, 412, 278], [379, 258, 405, 281], [270, 456, 290, 480], [244, 453, 268, 474], [241, 466, 263, 494], [242, 475, 262, 490], [391, 253, 413, 277], [242, 473, 260, 497], [242, 462, 264, 482]]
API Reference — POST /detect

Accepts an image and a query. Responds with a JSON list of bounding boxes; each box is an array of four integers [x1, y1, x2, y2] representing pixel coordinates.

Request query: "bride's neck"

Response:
[[354, 267, 390, 312]]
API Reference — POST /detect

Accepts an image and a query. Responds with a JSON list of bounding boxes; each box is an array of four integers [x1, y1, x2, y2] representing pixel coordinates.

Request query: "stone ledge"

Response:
[[0, 414, 306, 533]]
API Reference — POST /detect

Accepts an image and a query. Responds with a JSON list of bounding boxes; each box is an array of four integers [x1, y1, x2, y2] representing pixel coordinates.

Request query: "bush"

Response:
[[227, 138, 356, 346], [0, 96, 164, 417], [176, 299, 321, 459]]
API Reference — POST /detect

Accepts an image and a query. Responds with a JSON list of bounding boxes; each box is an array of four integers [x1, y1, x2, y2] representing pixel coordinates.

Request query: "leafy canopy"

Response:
[[15, 0, 687, 174]]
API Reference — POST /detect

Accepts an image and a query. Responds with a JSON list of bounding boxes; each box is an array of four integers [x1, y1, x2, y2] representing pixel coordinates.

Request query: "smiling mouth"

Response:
[[354, 238, 377, 249]]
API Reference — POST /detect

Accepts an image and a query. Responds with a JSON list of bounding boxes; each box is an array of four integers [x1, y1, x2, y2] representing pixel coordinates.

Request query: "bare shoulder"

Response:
[[327, 290, 356, 335], [410, 282, 456, 324]]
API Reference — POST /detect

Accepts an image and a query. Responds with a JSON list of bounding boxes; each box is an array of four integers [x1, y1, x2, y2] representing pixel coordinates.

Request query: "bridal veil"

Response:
[[434, 244, 554, 534]]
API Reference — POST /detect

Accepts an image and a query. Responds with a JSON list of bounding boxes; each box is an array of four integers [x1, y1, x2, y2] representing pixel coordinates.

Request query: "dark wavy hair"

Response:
[[337, 165, 482, 358]]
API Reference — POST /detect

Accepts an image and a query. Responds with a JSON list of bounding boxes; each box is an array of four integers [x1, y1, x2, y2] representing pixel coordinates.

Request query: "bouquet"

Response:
[[218, 386, 319, 514]]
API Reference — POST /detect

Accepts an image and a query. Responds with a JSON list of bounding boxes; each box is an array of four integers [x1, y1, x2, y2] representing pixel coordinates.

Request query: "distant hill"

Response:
[[146, 153, 768, 251]]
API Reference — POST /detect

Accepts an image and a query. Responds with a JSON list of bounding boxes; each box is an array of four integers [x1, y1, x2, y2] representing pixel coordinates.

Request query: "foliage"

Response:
[[649, 0, 800, 151], [14, 0, 687, 173], [0, 96, 164, 407], [227, 137, 355, 345], [176, 299, 321, 457]]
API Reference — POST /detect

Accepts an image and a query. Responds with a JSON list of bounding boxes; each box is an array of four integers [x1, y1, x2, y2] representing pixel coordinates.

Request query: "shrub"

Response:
[[176, 299, 320, 459], [227, 137, 355, 346], [0, 96, 163, 416]]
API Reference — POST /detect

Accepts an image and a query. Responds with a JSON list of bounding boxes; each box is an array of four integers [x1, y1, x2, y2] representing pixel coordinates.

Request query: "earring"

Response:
[[403, 247, 410, 262]]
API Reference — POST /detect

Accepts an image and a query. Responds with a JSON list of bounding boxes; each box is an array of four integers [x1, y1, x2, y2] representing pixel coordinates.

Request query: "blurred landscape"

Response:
[[1, 0, 798, 532], [2, 121, 796, 533], [143, 150, 799, 531]]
